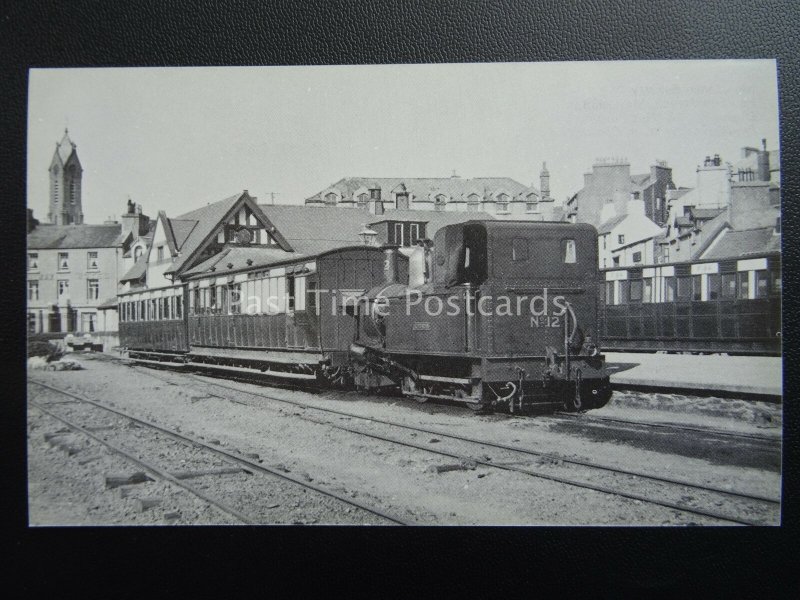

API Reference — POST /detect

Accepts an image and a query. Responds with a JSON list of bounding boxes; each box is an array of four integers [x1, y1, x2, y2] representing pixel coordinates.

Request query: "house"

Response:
[[565, 158, 675, 228], [304, 164, 558, 221], [658, 152, 780, 264], [596, 199, 664, 268], [26, 203, 153, 335]]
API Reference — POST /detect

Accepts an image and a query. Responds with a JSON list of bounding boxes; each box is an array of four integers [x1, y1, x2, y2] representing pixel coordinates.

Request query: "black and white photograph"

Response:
[[25, 60, 782, 527]]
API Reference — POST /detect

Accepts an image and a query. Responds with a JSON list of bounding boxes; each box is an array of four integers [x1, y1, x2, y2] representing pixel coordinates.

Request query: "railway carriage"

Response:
[[599, 253, 781, 355], [119, 219, 611, 413]]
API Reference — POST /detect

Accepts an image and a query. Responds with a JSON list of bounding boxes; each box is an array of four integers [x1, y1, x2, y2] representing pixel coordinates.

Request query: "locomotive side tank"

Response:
[[351, 220, 612, 412]]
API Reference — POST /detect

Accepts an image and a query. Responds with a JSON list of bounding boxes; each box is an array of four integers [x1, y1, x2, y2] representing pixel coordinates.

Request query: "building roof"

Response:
[[675, 216, 694, 228], [701, 226, 781, 260], [689, 207, 725, 220], [27, 223, 122, 249], [120, 253, 148, 282], [181, 246, 307, 278], [163, 192, 244, 275], [168, 218, 198, 249], [56, 130, 76, 164], [369, 209, 495, 226], [306, 177, 539, 204], [97, 296, 118, 310], [597, 214, 628, 234], [630, 173, 651, 187], [258, 205, 373, 255]]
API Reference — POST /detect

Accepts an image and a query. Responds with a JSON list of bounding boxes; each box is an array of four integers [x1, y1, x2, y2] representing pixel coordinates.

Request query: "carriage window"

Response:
[[754, 270, 769, 298], [618, 280, 629, 304], [692, 275, 702, 301], [307, 281, 317, 315], [676, 276, 693, 300], [295, 277, 307, 312], [288, 276, 297, 312], [512, 238, 528, 261], [629, 279, 643, 302], [176, 295, 182, 319], [642, 278, 653, 303], [771, 271, 782, 295], [227, 283, 241, 314], [664, 277, 676, 302], [209, 286, 218, 313], [737, 272, 749, 300], [563, 239, 577, 264], [720, 273, 736, 299], [707, 274, 720, 300], [605, 281, 614, 305]]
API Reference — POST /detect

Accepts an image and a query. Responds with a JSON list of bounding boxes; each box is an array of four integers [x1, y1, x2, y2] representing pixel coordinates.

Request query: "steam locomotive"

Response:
[[119, 220, 612, 413]]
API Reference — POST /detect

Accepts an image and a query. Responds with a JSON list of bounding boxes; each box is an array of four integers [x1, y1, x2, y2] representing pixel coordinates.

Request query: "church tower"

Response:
[[48, 129, 84, 225]]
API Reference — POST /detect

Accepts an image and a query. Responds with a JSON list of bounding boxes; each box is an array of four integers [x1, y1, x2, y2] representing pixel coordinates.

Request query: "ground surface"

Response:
[[27, 352, 782, 526]]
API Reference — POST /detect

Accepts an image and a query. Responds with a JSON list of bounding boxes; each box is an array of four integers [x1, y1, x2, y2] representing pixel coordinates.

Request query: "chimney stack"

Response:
[[758, 139, 770, 181]]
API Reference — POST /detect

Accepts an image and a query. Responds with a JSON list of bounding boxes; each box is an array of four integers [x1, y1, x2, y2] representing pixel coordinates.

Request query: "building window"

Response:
[[467, 194, 481, 212], [617, 234, 625, 245], [81, 312, 96, 333], [496, 193, 509, 212], [357, 193, 368, 209], [157, 245, 165, 261], [434, 195, 447, 211], [324, 192, 337, 205], [134, 246, 143, 261], [612, 256, 620, 267], [563, 239, 577, 264], [57, 279, 69, 299], [602, 236, 607, 250], [87, 251, 99, 270], [28, 280, 39, 301], [87, 279, 99, 301], [632, 251, 642, 263], [28, 313, 37, 333], [409, 223, 421, 246], [28, 253, 39, 271], [58, 252, 69, 271]]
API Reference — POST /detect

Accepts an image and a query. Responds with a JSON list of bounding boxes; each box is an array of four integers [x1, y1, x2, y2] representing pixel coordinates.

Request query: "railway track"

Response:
[[549, 411, 780, 446], [99, 360, 779, 525], [28, 379, 410, 525]]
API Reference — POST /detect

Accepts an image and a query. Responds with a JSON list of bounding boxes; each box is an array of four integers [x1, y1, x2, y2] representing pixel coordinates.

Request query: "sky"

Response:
[[27, 61, 779, 224]]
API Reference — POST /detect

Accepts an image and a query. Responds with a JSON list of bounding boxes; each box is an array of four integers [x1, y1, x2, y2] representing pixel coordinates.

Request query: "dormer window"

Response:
[[496, 193, 509, 212], [357, 193, 368, 208], [134, 246, 143, 261], [58, 252, 69, 271], [618, 234, 625, 245], [324, 192, 338, 205], [157, 245, 164, 261], [434, 194, 447, 212], [28, 252, 39, 271]]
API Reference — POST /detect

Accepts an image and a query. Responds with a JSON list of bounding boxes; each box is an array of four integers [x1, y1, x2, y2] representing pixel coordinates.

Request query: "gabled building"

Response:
[[126, 191, 497, 289], [596, 199, 664, 268], [304, 164, 558, 221]]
